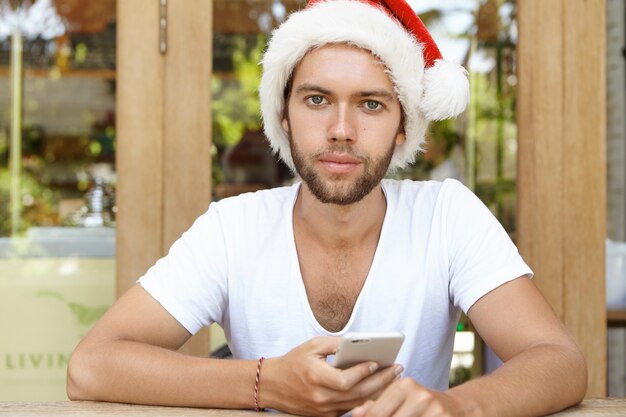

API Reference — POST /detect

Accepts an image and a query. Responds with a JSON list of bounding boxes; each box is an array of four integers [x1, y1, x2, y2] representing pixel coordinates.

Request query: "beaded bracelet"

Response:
[[254, 357, 265, 412]]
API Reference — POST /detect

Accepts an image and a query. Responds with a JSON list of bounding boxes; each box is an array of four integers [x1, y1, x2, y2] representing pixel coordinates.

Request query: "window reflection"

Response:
[[0, 0, 116, 401], [0, 0, 116, 235], [212, 0, 303, 200], [397, 0, 518, 234]]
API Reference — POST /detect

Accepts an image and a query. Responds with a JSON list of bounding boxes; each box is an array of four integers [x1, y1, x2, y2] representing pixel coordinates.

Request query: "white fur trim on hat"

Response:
[[260, 0, 469, 172]]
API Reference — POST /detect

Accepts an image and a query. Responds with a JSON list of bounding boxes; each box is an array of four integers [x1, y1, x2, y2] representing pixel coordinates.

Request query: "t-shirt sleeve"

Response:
[[137, 204, 228, 335], [442, 179, 533, 314]]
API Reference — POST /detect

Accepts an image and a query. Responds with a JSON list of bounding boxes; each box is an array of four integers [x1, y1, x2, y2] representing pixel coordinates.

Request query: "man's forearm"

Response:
[[447, 342, 587, 417], [67, 340, 258, 409]]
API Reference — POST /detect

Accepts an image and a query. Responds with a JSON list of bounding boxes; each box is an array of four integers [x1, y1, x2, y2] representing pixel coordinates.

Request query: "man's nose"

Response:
[[327, 104, 356, 142]]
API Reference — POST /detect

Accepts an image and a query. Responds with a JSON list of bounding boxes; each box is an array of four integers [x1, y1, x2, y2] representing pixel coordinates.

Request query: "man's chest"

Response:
[[298, 247, 376, 333]]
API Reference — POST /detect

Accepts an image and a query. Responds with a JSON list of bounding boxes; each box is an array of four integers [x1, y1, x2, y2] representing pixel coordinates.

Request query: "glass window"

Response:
[[211, 0, 303, 201], [606, 0, 626, 397], [0, 0, 116, 400], [396, 0, 518, 234]]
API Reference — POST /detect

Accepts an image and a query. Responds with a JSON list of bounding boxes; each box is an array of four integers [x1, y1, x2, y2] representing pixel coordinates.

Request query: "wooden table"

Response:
[[1, 399, 625, 416]]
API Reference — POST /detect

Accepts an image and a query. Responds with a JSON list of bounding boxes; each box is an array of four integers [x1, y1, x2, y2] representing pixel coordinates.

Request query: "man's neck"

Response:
[[293, 182, 387, 250]]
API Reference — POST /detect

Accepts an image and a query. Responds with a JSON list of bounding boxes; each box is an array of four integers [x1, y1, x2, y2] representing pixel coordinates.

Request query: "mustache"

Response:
[[311, 144, 367, 161]]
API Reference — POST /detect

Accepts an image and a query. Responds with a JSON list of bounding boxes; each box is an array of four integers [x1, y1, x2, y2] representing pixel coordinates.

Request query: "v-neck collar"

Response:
[[286, 181, 392, 335]]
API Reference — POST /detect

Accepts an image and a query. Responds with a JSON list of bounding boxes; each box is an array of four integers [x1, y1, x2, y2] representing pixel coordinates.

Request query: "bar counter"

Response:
[[1, 399, 626, 416]]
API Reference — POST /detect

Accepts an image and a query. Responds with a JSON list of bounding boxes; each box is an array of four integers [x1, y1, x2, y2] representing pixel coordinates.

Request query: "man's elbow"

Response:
[[575, 351, 588, 402], [565, 343, 588, 405], [66, 347, 99, 401], [66, 374, 84, 401]]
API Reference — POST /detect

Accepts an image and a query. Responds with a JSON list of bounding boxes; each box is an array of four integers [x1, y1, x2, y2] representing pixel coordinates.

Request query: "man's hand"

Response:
[[351, 378, 477, 417], [262, 336, 402, 417]]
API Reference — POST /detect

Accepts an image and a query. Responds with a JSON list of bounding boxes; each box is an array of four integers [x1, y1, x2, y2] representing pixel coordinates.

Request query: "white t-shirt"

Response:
[[139, 179, 532, 390]]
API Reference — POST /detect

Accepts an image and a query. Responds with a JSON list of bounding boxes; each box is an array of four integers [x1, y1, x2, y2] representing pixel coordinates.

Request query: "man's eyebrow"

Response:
[[358, 89, 397, 101], [294, 83, 332, 96], [294, 84, 397, 102]]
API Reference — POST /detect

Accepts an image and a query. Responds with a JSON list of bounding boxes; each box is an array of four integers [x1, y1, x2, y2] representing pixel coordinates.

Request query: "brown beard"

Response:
[[288, 132, 395, 205]]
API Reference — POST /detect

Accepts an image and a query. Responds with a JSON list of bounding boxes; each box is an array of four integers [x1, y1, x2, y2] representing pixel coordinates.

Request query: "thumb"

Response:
[[306, 336, 341, 358]]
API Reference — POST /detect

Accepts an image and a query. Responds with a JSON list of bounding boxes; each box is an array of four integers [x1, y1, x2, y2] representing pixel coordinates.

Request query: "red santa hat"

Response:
[[260, 0, 469, 172]]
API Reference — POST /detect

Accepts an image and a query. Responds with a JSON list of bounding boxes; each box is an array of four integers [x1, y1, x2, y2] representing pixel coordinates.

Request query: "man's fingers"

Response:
[[324, 363, 401, 403], [356, 378, 441, 417], [345, 364, 402, 398], [354, 382, 405, 417], [325, 379, 393, 415], [305, 336, 341, 357], [352, 400, 375, 417], [323, 361, 381, 391]]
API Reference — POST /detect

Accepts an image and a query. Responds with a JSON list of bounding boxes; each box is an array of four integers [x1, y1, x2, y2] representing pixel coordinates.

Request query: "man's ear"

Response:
[[395, 130, 406, 146], [281, 117, 289, 132]]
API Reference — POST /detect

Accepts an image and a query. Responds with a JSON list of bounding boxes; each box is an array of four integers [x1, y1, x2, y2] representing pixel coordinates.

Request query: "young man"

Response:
[[67, 1, 587, 416]]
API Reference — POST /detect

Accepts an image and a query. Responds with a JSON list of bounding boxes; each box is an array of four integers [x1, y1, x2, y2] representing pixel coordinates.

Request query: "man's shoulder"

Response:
[[382, 178, 463, 199], [382, 178, 472, 220], [211, 183, 299, 218]]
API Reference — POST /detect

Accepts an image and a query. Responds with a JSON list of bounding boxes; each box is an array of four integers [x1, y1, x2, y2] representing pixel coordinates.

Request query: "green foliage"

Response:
[[212, 36, 265, 149], [211, 35, 267, 186], [428, 119, 462, 159], [390, 119, 462, 180], [0, 168, 59, 236]]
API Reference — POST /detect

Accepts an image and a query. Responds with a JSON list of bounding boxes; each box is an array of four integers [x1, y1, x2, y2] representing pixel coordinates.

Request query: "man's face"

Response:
[[282, 44, 406, 205]]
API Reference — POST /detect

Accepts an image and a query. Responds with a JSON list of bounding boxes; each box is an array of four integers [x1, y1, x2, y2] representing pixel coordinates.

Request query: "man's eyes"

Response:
[[304, 96, 384, 111], [364, 100, 382, 111], [306, 95, 327, 105]]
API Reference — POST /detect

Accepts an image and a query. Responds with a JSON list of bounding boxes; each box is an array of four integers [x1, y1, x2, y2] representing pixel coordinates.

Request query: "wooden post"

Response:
[[517, 0, 607, 397], [117, 0, 214, 356], [161, 0, 214, 357], [117, 0, 165, 297]]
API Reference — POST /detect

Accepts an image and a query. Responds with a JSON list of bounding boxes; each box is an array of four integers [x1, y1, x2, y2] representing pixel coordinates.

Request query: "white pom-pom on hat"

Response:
[[421, 60, 470, 121], [260, 0, 470, 172]]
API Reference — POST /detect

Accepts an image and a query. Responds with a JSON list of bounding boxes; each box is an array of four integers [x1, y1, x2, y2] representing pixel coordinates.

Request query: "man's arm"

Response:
[[451, 276, 587, 416], [352, 276, 587, 417], [67, 284, 398, 414], [66, 284, 257, 408]]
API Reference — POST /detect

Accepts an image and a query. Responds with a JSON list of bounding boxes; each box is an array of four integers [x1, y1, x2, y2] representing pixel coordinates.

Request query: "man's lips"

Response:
[[318, 154, 362, 173]]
